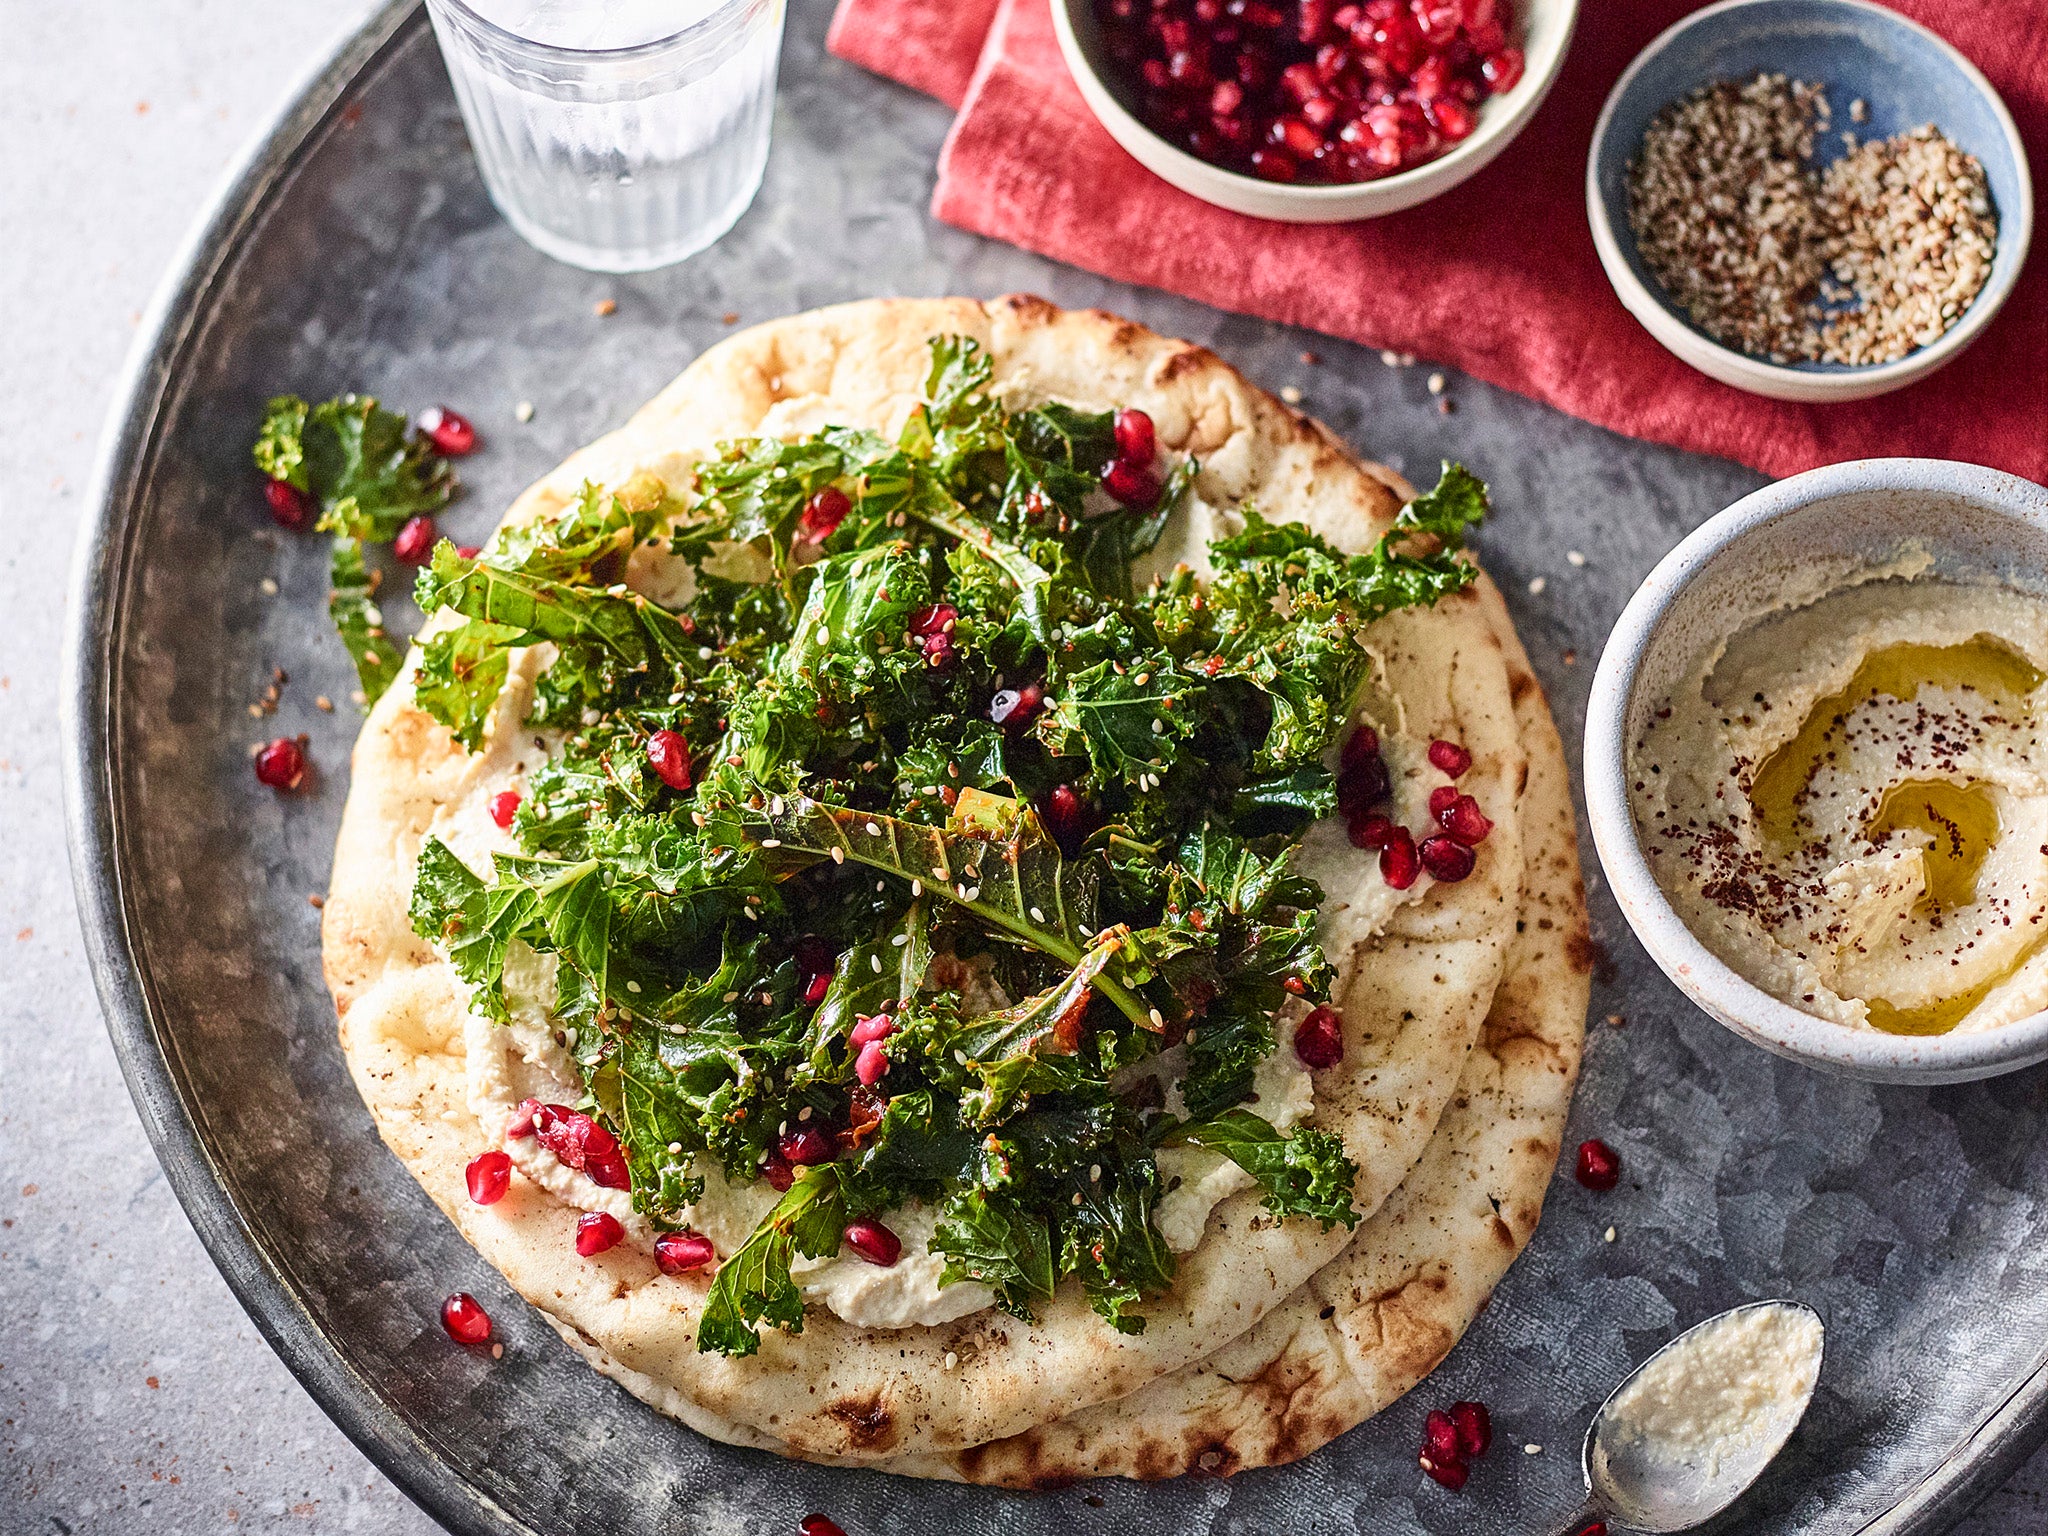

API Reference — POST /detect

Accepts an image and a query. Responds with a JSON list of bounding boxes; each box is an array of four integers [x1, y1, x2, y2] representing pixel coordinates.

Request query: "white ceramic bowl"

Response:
[[1051, 0, 1580, 221], [1586, 0, 2035, 402], [1585, 458, 2048, 1084]]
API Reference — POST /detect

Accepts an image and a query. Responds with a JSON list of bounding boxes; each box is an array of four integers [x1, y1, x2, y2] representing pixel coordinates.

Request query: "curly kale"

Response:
[[402, 337, 1492, 1355]]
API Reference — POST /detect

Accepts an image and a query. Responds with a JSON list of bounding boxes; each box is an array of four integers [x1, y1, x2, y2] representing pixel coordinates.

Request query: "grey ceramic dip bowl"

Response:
[[1585, 458, 2048, 1083]]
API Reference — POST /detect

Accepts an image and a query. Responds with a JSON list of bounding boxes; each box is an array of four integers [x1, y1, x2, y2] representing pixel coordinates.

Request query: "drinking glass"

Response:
[[423, 0, 786, 273]]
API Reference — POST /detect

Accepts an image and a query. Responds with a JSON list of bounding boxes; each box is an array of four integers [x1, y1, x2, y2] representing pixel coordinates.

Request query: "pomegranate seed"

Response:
[[393, 514, 437, 566], [415, 405, 477, 456], [1102, 456, 1162, 507], [1041, 784, 1092, 854], [506, 1097, 541, 1139], [1423, 1408, 1461, 1461], [254, 737, 307, 791], [850, 1012, 896, 1046], [489, 790, 521, 829], [1576, 1138, 1622, 1191], [1430, 97, 1475, 139], [1293, 1005, 1344, 1068], [1341, 724, 1381, 768], [1302, 94, 1339, 128], [989, 680, 1044, 729], [646, 729, 692, 790], [1336, 754, 1391, 817], [466, 1150, 512, 1205], [1419, 1450, 1469, 1489], [1210, 79, 1244, 115], [1440, 793, 1493, 846], [762, 1148, 795, 1192], [1429, 784, 1460, 820], [440, 1292, 492, 1345], [1279, 61, 1322, 102], [1481, 47, 1523, 92], [803, 971, 833, 1006], [1249, 145, 1299, 181], [922, 631, 959, 670], [1574, 1526, 1608, 1536], [1113, 407, 1157, 463], [456, 545, 482, 559], [1379, 826, 1419, 888], [800, 486, 851, 542], [1418, 833, 1475, 882], [801, 1518, 848, 1536], [843, 1218, 902, 1266], [1427, 738, 1472, 776], [1346, 815, 1385, 849], [909, 601, 957, 638], [855, 1039, 891, 1087], [534, 1105, 631, 1190], [1450, 1400, 1492, 1457], [575, 1210, 625, 1257], [778, 1125, 837, 1166], [263, 478, 314, 530], [654, 1230, 716, 1275]]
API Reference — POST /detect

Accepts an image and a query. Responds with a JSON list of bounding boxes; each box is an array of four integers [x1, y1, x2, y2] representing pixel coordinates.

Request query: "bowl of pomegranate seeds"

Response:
[[1056, 0, 1580, 220]]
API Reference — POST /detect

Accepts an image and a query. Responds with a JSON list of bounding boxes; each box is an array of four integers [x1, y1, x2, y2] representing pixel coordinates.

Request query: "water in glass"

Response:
[[426, 0, 786, 272]]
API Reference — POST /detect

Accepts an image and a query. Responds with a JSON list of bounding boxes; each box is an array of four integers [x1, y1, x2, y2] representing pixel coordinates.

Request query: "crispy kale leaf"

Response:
[[254, 393, 455, 708], [1166, 1109, 1360, 1228]]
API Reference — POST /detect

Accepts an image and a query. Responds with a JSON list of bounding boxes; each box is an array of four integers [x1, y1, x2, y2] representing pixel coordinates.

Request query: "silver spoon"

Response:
[[1544, 1299, 1826, 1536]]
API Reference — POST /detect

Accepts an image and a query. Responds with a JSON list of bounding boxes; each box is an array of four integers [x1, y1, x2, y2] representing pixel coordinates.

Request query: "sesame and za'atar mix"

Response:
[[362, 335, 1495, 1355], [1626, 72, 1998, 366]]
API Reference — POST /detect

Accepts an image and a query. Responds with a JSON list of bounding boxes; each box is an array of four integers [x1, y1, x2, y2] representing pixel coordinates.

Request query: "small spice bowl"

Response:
[[1586, 0, 2032, 402], [1585, 459, 2048, 1084], [1051, 0, 1581, 222]]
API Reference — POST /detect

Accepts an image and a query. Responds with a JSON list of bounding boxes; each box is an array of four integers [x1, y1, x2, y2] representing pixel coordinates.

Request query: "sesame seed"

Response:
[[1604, 1225, 1618, 1243], [1529, 576, 1547, 595], [943, 1351, 958, 1370], [1566, 549, 1587, 566], [761, 839, 782, 848], [1524, 1444, 1542, 1456], [668, 1142, 683, 1154], [1149, 1008, 1165, 1027], [1030, 906, 1045, 922], [830, 847, 845, 863], [871, 955, 883, 973], [625, 980, 642, 993], [1427, 372, 1447, 394], [866, 821, 882, 836], [1279, 384, 1303, 404], [515, 400, 534, 422], [911, 879, 923, 896]]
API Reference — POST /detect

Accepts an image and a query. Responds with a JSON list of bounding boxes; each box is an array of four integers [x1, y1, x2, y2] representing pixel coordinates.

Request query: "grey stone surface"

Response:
[[3, 2, 2046, 1534]]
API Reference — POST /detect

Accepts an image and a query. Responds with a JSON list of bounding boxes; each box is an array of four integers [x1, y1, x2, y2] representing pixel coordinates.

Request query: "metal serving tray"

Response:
[[63, 2, 2048, 1531]]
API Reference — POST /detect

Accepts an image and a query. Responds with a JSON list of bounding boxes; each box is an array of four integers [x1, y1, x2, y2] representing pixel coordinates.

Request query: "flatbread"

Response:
[[322, 298, 1528, 1461], [638, 575, 1589, 1480]]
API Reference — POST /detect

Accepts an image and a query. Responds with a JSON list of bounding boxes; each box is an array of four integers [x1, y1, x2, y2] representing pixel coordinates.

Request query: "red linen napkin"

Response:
[[828, 0, 2047, 482]]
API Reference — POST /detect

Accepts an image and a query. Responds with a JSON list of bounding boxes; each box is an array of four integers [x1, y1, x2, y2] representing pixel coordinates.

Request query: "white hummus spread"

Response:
[[1603, 1302, 1823, 1480], [1632, 574, 2048, 1035]]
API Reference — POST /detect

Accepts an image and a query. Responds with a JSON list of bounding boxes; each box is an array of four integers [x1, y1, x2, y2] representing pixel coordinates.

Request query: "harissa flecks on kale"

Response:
[[390, 337, 1487, 1355]]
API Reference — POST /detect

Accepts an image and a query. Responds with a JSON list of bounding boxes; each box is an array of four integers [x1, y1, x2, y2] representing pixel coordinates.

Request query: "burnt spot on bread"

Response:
[[825, 1391, 899, 1453], [1152, 344, 1220, 385], [1567, 930, 1607, 978], [992, 293, 1060, 328], [1508, 666, 1539, 706]]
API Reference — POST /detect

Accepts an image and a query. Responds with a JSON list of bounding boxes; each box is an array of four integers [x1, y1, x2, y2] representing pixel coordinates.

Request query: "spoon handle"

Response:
[[1539, 1498, 1612, 1536]]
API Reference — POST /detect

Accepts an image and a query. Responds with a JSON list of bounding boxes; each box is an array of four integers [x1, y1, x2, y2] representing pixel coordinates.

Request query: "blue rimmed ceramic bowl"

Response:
[[1587, 0, 2033, 402]]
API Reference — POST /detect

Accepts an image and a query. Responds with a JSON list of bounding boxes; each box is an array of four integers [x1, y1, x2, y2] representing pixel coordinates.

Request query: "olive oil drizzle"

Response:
[[1749, 637, 2043, 846], [1744, 637, 2046, 1036]]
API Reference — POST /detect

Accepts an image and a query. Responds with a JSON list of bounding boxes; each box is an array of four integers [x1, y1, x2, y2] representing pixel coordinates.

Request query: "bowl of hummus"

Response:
[[1587, 459, 2048, 1082]]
